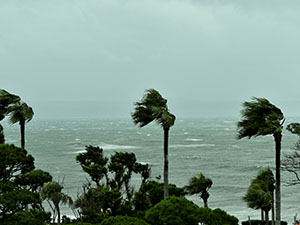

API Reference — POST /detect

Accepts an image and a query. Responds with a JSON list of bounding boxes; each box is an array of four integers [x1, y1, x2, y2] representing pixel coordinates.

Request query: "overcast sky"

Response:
[[1, 0, 300, 119]]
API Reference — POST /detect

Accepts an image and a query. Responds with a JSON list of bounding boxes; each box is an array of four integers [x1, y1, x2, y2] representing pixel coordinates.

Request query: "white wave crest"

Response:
[[185, 138, 203, 142], [100, 143, 141, 150], [170, 144, 215, 148]]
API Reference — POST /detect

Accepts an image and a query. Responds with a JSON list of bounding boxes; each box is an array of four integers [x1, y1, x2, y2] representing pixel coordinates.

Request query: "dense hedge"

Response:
[[242, 220, 287, 225], [99, 216, 150, 225]]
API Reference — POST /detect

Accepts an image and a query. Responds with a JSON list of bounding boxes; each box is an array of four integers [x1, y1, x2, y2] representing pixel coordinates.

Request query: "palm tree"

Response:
[[244, 168, 275, 225], [237, 97, 284, 225], [185, 173, 213, 208], [41, 181, 73, 225], [0, 89, 20, 143], [8, 102, 34, 149], [0, 89, 20, 121], [132, 89, 175, 199]]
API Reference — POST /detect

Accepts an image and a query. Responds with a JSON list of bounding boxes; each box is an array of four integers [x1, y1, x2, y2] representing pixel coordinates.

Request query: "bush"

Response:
[[145, 196, 201, 225], [0, 210, 51, 225], [242, 220, 287, 225], [100, 216, 150, 225], [133, 181, 185, 212], [198, 207, 238, 225]]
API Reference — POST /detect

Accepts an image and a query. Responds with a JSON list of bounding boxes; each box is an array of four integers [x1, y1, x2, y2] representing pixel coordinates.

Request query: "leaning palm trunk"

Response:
[[163, 127, 169, 199], [274, 132, 282, 225], [20, 119, 25, 149]]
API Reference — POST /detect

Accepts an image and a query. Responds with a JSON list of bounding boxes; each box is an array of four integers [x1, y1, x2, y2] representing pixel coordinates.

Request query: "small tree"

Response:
[[282, 123, 300, 185], [40, 181, 73, 225], [0, 144, 52, 223], [184, 173, 213, 208]]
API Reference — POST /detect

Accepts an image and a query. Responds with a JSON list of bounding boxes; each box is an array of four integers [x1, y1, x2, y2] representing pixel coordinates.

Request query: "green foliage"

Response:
[[41, 181, 73, 224], [145, 196, 201, 225], [0, 210, 51, 225], [243, 168, 274, 212], [7, 102, 34, 125], [198, 207, 239, 225], [237, 97, 284, 139], [0, 125, 4, 144], [185, 173, 212, 207], [0, 89, 20, 121], [100, 215, 150, 225], [76, 146, 109, 187], [132, 89, 175, 129], [133, 181, 185, 212], [242, 220, 287, 225], [0, 144, 52, 223], [75, 146, 151, 220]]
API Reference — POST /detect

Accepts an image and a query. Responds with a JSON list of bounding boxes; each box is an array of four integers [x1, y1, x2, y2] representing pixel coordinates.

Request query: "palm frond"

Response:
[[237, 97, 284, 139], [132, 89, 175, 129]]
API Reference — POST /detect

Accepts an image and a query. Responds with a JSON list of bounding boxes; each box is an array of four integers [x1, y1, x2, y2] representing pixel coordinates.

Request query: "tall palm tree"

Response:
[[185, 173, 213, 208], [132, 89, 175, 199], [8, 102, 34, 149], [237, 97, 284, 225]]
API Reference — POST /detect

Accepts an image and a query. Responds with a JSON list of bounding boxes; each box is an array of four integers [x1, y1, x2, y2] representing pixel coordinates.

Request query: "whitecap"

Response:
[[170, 144, 215, 148], [185, 138, 203, 142], [99, 143, 141, 150], [183, 132, 189, 135], [59, 128, 65, 131], [44, 129, 49, 132], [231, 145, 240, 149], [73, 150, 86, 154], [147, 134, 151, 137]]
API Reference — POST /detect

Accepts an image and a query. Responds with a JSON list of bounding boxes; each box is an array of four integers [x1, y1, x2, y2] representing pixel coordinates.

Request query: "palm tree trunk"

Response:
[[20, 119, 25, 149], [272, 190, 275, 225], [274, 132, 282, 225], [56, 204, 61, 225], [163, 127, 169, 199], [265, 210, 270, 225]]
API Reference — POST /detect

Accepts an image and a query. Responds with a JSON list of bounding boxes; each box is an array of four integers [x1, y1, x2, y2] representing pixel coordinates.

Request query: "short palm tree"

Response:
[[185, 173, 213, 208], [41, 181, 73, 225], [8, 102, 34, 149], [237, 97, 284, 225], [132, 89, 175, 199], [244, 168, 275, 225]]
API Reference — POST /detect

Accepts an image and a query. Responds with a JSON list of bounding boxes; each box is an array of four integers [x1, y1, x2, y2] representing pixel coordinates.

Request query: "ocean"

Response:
[[3, 117, 300, 224]]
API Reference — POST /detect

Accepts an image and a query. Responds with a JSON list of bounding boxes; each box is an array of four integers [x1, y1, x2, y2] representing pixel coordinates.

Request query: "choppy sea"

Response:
[[3, 117, 300, 224]]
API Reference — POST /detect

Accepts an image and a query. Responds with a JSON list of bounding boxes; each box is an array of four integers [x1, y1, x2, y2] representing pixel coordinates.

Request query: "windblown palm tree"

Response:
[[244, 168, 275, 225], [8, 102, 34, 149], [237, 97, 284, 225], [0, 89, 20, 121], [0, 89, 20, 143], [41, 181, 73, 225], [185, 173, 213, 208], [132, 89, 175, 199]]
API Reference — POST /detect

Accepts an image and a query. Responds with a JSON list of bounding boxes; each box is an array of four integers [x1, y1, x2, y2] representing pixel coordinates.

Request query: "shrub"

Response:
[[100, 215, 150, 225], [198, 207, 238, 225], [145, 196, 201, 225]]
